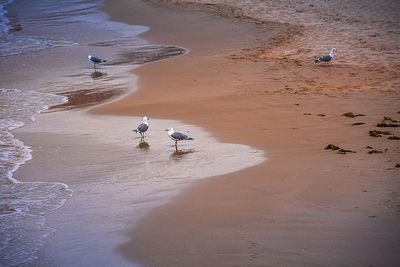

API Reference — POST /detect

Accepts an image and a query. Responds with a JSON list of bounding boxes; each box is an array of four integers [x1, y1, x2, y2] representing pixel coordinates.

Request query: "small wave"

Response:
[[0, 35, 77, 57], [0, 0, 14, 34], [0, 0, 77, 57]]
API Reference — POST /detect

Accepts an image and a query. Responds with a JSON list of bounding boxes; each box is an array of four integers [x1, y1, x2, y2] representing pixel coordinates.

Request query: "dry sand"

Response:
[[94, 0, 400, 265]]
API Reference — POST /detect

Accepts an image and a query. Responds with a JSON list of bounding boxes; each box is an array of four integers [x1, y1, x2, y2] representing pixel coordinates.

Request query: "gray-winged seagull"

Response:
[[165, 127, 194, 151], [315, 48, 336, 63], [133, 116, 149, 138], [88, 55, 107, 70]]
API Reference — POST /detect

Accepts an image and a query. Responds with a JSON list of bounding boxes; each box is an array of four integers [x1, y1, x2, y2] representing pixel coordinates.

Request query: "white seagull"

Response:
[[88, 55, 107, 70], [165, 127, 194, 151], [133, 116, 149, 138], [315, 48, 336, 63]]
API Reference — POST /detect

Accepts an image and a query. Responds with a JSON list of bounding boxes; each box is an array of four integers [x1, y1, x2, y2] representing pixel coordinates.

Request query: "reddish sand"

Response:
[[93, 0, 400, 265]]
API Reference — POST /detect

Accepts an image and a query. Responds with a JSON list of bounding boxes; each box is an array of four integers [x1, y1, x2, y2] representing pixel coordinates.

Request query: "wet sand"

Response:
[[94, 0, 400, 265], [15, 109, 264, 265]]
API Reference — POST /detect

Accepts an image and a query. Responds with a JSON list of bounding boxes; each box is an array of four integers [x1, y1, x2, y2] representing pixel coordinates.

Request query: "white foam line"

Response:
[[4, 93, 68, 186], [0, 0, 14, 34], [0, 92, 73, 215]]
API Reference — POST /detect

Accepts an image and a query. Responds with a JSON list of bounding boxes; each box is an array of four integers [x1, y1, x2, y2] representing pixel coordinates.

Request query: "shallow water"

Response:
[[0, 0, 155, 264], [15, 111, 265, 266], [0, 89, 72, 266], [0, 0, 149, 57]]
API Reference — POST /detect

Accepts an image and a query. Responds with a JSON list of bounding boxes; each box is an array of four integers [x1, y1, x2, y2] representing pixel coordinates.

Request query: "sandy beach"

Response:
[[97, 0, 400, 265], [1, 0, 399, 265]]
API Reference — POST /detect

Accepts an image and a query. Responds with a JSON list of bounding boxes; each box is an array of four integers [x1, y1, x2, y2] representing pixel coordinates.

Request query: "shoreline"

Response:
[[1, 0, 399, 265], [97, 0, 400, 265], [3, 0, 270, 265], [1, 0, 199, 264]]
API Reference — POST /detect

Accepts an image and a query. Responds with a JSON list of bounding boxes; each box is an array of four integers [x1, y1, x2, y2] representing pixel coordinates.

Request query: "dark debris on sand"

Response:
[[324, 144, 355, 154], [383, 116, 398, 123], [377, 116, 400, 127], [377, 122, 400, 127], [341, 112, 365, 118], [368, 150, 383, 154], [325, 144, 340, 150], [352, 122, 365, 126], [337, 148, 356, 154], [369, 130, 392, 137], [388, 135, 400, 140]]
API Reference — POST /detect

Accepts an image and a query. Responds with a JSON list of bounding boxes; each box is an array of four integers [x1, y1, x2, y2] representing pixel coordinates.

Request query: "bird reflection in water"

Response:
[[91, 71, 106, 79], [137, 138, 150, 149], [170, 149, 195, 159]]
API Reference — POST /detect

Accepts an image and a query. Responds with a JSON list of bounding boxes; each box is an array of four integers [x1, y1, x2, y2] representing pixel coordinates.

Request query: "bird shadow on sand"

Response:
[[91, 71, 107, 79], [317, 64, 334, 68]]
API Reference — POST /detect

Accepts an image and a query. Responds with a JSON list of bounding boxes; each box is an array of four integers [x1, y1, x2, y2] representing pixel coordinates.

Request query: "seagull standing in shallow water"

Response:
[[314, 48, 336, 63], [88, 55, 107, 70], [165, 127, 194, 152], [133, 116, 149, 139]]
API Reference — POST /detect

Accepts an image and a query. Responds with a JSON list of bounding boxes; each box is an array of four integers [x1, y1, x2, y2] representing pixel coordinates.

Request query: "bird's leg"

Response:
[[175, 141, 178, 152]]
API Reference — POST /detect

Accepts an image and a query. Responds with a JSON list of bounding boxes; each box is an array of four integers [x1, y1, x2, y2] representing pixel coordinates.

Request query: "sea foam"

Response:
[[0, 88, 72, 266]]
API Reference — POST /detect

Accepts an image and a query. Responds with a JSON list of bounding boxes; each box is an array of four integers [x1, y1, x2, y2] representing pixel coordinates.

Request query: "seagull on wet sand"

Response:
[[133, 116, 149, 138], [165, 127, 194, 151], [315, 48, 336, 63], [88, 55, 107, 70]]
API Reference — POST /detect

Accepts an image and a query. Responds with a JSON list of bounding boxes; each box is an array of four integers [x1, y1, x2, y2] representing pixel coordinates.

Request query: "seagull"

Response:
[[165, 127, 194, 152], [88, 55, 107, 70], [314, 48, 336, 63], [132, 116, 149, 139]]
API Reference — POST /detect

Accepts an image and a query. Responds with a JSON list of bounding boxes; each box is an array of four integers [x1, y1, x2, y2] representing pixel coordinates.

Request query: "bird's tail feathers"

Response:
[[314, 59, 320, 63], [188, 137, 194, 140], [132, 129, 138, 133], [102, 59, 107, 62]]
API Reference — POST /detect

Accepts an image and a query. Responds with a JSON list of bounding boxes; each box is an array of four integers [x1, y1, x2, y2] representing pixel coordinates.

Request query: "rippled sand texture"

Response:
[[166, 0, 400, 65], [151, 0, 400, 97]]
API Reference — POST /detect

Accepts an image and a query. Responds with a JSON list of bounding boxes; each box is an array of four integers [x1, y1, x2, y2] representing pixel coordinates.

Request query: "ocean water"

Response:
[[0, 0, 149, 57], [0, 0, 75, 57], [0, 0, 153, 265], [0, 0, 12, 33], [0, 89, 72, 266]]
